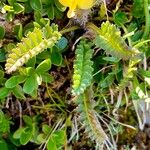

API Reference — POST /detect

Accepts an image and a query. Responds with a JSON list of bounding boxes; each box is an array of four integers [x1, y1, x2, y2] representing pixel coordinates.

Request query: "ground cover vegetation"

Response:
[[0, 0, 150, 149]]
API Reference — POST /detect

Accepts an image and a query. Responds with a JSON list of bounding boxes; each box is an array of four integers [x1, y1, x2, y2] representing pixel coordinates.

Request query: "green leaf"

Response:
[[0, 26, 5, 39], [34, 10, 42, 23], [36, 58, 51, 73], [100, 73, 115, 88], [54, 0, 66, 12], [12, 85, 25, 99], [23, 115, 32, 126], [47, 5, 54, 20], [54, 130, 65, 147], [8, 0, 16, 5], [37, 134, 46, 143], [50, 51, 62, 66], [8, 133, 21, 147], [103, 57, 120, 63], [23, 74, 38, 94], [17, 75, 27, 83], [47, 139, 57, 150], [0, 70, 4, 79], [132, 0, 144, 18], [14, 24, 23, 40], [24, 1, 32, 13], [0, 110, 10, 133], [0, 87, 9, 99], [0, 78, 7, 86], [24, 67, 35, 76], [13, 3, 24, 14], [13, 128, 24, 139], [114, 11, 128, 26], [5, 24, 61, 74], [41, 73, 54, 83], [42, 0, 52, 5], [37, 50, 50, 60], [94, 21, 138, 60], [54, 7, 63, 19], [72, 40, 93, 95], [29, 89, 37, 98], [30, 0, 42, 11], [0, 140, 9, 150], [0, 49, 6, 62], [138, 69, 150, 78], [26, 57, 36, 68], [5, 76, 19, 88], [20, 127, 32, 145], [42, 124, 51, 134], [6, 12, 15, 22]]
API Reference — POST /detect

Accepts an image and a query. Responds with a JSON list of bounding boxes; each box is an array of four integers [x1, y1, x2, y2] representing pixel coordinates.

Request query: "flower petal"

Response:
[[59, 0, 72, 7], [77, 0, 94, 9], [67, 9, 76, 18]]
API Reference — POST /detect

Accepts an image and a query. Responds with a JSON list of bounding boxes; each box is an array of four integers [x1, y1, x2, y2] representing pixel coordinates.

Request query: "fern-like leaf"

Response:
[[72, 40, 108, 147], [5, 24, 61, 74], [94, 21, 138, 60], [72, 40, 93, 95], [75, 89, 107, 146]]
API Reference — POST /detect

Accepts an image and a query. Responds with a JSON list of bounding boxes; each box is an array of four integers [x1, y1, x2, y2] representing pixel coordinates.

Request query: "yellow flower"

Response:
[[59, 0, 94, 18]]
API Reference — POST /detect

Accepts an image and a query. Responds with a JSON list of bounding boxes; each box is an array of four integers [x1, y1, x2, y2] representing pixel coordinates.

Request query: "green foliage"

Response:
[[113, 11, 128, 26], [5, 75, 20, 88], [37, 124, 65, 150], [32, 0, 65, 20], [72, 40, 107, 146], [50, 47, 63, 66], [1, 0, 65, 21], [0, 49, 6, 62], [132, 0, 144, 18], [1, 54, 54, 98], [118, 58, 141, 90], [1, 0, 24, 21], [13, 119, 65, 148], [75, 90, 107, 146], [0, 87, 10, 100], [14, 23, 23, 41], [13, 115, 39, 145], [36, 58, 51, 73], [0, 26, 5, 39], [5, 24, 61, 74], [72, 40, 93, 95], [0, 139, 9, 150], [0, 110, 10, 134], [23, 74, 38, 94], [138, 69, 150, 78], [94, 21, 138, 60], [30, 0, 42, 11], [46, 130, 65, 150]]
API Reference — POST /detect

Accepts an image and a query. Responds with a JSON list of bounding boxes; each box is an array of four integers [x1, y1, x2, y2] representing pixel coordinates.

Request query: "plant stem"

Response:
[[143, 0, 150, 39], [121, 24, 132, 47], [134, 39, 150, 48], [86, 22, 100, 34], [60, 26, 80, 34]]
